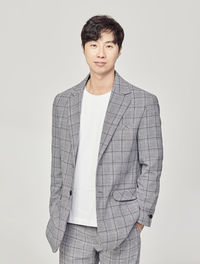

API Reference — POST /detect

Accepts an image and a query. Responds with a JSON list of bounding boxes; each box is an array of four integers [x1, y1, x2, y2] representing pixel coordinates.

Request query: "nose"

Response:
[[97, 47, 106, 58]]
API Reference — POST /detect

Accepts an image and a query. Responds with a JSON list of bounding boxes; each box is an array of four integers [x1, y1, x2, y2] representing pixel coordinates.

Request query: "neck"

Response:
[[86, 69, 115, 95]]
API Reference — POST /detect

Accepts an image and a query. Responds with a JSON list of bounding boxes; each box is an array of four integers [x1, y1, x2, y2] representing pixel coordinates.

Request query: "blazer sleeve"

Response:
[[136, 95, 164, 227], [48, 94, 63, 217]]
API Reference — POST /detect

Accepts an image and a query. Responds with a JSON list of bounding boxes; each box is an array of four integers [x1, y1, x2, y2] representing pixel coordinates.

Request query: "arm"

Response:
[[48, 94, 63, 217], [136, 95, 164, 227]]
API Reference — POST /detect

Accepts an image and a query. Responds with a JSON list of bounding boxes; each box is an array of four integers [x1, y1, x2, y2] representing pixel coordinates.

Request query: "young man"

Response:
[[45, 15, 164, 264]]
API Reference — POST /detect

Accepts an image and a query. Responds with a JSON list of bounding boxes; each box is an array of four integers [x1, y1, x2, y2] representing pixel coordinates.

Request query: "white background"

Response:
[[0, 0, 199, 263]]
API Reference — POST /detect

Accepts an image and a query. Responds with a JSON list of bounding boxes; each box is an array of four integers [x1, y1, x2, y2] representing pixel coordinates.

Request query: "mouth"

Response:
[[94, 62, 106, 66]]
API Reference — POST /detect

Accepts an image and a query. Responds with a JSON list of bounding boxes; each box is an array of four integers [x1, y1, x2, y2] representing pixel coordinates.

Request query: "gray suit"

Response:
[[45, 70, 164, 253]]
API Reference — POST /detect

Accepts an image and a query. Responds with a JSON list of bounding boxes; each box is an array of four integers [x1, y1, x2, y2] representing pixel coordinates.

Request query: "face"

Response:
[[82, 31, 122, 75]]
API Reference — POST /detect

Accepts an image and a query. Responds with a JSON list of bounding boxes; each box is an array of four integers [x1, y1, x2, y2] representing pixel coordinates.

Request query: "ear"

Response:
[[118, 46, 122, 56], [81, 44, 85, 54]]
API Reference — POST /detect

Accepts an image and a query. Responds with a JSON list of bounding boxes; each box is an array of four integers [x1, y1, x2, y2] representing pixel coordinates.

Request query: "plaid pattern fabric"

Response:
[[59, 222, 141, 263], [45, 70, 164, 253]]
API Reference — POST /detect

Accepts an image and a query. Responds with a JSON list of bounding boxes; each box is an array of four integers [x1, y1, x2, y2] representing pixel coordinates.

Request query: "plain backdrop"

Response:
[[0, 0, 200, 263]]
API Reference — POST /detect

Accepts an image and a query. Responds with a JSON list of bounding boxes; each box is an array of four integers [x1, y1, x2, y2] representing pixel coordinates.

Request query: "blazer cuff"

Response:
[[137, 209, 153, 227]]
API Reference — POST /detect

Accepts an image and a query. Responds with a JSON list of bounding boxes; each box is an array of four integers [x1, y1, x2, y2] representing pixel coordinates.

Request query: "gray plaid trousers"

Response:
[[59, 222, 141, 264]]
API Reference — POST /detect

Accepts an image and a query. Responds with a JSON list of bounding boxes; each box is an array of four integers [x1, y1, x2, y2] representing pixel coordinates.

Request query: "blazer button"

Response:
[[69, 190, 72, 196], [148, 214, 153, 218]]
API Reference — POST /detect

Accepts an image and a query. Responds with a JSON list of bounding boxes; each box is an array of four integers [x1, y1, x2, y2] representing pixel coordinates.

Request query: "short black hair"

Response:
[[81, 15, 124, 53]]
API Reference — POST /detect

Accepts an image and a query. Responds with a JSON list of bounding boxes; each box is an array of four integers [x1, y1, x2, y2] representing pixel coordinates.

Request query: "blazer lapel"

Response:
[[68, 70, 132, 167]]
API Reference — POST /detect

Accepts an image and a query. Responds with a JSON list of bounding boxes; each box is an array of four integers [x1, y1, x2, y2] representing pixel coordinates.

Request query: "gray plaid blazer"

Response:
[[45, 70, 164, 253]]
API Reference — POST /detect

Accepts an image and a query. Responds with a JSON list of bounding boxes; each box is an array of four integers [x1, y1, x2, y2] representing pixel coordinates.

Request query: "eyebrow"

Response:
[[91, 40, 115, 44], [104, 40, 115, 44]]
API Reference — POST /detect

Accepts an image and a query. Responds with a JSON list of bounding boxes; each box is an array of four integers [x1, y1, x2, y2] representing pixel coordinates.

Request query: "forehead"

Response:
[[91, 31, 115, 43]]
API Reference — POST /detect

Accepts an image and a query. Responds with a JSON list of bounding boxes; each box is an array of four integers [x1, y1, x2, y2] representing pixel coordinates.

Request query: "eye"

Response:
[[107, 45, 113, 48], [91, 44, 96, 47]]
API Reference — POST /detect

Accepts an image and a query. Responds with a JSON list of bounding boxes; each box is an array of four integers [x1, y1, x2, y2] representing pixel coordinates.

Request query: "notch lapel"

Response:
[[68, 70, 132, 167]]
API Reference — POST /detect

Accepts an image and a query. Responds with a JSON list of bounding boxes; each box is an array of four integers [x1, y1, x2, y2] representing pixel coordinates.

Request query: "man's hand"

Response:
[[136, 222, 144, 232]]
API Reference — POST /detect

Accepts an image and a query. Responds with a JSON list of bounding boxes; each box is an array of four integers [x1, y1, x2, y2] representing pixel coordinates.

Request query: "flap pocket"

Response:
[[112, 188, 137, 201]]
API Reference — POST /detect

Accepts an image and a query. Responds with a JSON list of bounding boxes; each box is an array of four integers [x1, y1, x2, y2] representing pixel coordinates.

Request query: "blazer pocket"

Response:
[[112, 188, 137, 201]]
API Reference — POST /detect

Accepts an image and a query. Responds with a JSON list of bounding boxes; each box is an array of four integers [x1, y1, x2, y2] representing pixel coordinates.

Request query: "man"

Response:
[[45, 15, 164, 264]]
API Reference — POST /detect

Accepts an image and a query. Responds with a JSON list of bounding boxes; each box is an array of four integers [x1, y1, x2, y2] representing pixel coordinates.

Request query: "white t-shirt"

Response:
[[67, 86, 111, 226]]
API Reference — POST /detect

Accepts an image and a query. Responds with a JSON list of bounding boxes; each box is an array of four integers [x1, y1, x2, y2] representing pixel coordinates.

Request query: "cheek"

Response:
[[109, 53, 119, 63], [106, 56, 115, 63], [85, 50, 94, 60], [85, 56, 93, 65]]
